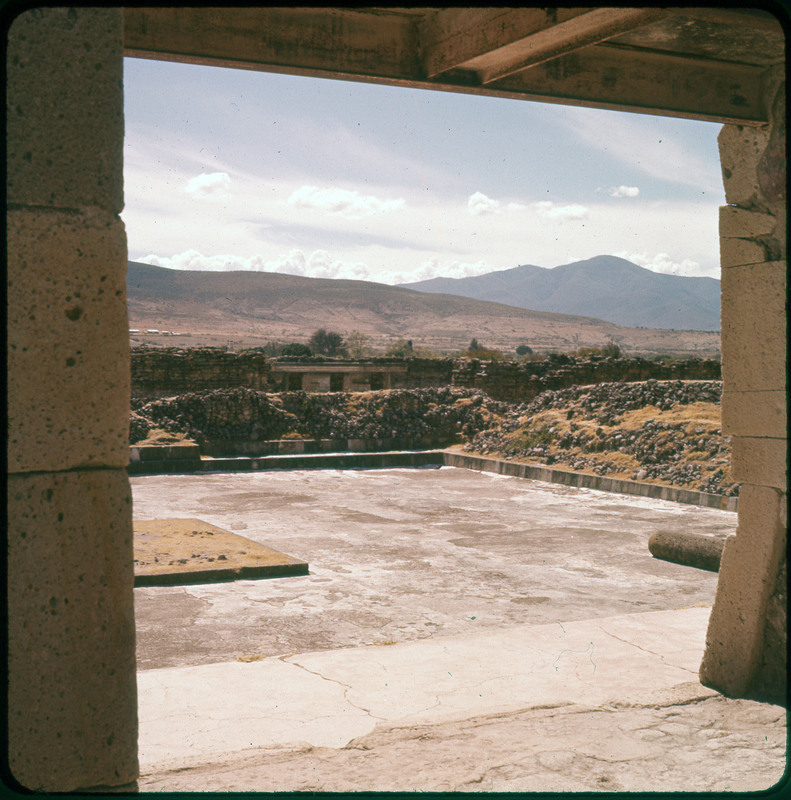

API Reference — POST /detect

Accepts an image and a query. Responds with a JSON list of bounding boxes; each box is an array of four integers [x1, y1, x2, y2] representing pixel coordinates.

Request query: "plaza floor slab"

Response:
[[130, 467, 787, 792]]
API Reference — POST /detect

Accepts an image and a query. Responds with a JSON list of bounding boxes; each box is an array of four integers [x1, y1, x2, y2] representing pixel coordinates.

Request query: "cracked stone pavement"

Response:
[[131, 467, 787, 792]]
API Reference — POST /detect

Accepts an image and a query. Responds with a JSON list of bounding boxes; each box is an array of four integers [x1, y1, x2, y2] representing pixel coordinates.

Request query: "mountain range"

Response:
[[126, 259, 720, 355], [400, 255, 720, 331]]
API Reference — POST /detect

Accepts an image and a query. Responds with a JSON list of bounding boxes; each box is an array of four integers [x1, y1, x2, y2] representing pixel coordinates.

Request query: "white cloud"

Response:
[[468, 192, 529, 216], [532, 201, 589, 221], [283, 186, 405, 219], [609, 185, 640, 198], [141, 250, 260, 272], [405, 257, 496, 282], [139, 249, 371, 281], [262, 249, 371, 280], [614, 250, 702, 276], [137, 249, 499, 285], [468, 191, 500, 216], [185, 172, 232, 200]]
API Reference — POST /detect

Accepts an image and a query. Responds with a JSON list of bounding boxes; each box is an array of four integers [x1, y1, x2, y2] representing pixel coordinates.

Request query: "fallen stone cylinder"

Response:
[[648, 530, 725, 572]]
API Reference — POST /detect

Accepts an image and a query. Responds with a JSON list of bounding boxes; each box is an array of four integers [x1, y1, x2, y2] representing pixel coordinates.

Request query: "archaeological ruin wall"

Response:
[[450, 356, 720, 402], [131, 347, 272, 396], [131, 346, 721, 402]]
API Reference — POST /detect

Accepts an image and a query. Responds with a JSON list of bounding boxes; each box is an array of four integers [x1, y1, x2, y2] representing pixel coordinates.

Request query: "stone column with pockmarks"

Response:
[[6, 8, 138, 791], [700, 65, 787, 703]]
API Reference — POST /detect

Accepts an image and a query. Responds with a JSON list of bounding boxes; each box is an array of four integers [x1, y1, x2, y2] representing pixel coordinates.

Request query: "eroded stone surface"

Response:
[[7, 7, 124, 211], [137, 690, 785, 793], [131, 468, 734, 669], [7, 210, 130, 472], [7, 469, 137, 791]]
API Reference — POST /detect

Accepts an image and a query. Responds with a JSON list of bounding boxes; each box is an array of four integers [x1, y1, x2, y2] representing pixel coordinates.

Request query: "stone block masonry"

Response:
[[7, 471, 138, 789], [6, 8, 138, 792], [700, 67, 787, 704], [7, 211, 130, 472]]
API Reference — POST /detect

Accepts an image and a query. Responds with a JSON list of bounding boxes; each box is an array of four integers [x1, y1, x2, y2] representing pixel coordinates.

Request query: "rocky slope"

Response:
[[463, 380, 736, 496], [130, 387, 512, 448], [131, 379, 736, 496]]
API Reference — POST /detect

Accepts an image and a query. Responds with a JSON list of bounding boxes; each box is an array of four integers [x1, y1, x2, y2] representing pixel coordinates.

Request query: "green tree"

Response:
[[262, 340, 284, 357], [280, 342, 313, 357], [468, 337, 481, 352], [309, 328, 347, 357], [515, 344, 533, 356], [346, 330, 371, 359]]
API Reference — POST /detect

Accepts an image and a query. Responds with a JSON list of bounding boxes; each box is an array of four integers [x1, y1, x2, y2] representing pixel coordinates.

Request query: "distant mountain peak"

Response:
[[400, 254, 719, 332]]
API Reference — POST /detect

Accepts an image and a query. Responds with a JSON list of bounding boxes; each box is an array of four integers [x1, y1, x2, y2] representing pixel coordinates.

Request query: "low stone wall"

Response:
[[132, 346, 271, 396], [130, 386, 509, 448], [126, 443, 738, 511], [443, 451, 739, 512], [403, 358, 454, 388], [132, 346, 721, 403], [451, 356, 721, 402], [201, 435, 453, 457]]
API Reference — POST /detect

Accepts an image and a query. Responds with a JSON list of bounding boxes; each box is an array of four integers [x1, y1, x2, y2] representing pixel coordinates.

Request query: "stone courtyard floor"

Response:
[[131, 466, 787, 793]]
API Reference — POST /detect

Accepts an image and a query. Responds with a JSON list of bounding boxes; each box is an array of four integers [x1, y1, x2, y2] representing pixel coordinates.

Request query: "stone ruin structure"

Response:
[[131, 345, 721, 402], [6, 7, 786, 791]]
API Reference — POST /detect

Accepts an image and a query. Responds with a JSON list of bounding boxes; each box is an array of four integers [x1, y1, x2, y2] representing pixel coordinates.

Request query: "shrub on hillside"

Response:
[[280, 342, 313, 357], [385, 338, 413, 357], [309, 328, 347, 357]]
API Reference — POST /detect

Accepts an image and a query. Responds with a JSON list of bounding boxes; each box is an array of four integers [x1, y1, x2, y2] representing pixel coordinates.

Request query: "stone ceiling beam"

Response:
[[123, 7, 770, 125], [443, 44, 768, 125], [123, 7, 421, 81], [674, 7, 784, 33], [420, 7, 669, 84]]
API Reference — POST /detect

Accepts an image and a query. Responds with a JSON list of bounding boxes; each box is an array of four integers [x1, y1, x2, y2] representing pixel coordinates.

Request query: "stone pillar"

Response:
[[7, 8, 138, 790], [700, 66, 787, 703]]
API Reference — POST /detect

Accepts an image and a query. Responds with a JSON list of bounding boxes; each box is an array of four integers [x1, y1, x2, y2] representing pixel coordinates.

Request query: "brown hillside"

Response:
[[127, 262, 720, 356]]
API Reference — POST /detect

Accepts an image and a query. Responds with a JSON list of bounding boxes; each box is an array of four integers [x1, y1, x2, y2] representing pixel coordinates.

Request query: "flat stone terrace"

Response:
[[131, 467, 786, 792]]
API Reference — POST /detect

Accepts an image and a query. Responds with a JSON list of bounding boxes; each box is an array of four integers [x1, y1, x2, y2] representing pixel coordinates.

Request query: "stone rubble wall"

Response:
[[465, 380, 736, 497], [131, 346, 272, 396], [132, 345, 720, 403], [130, 379, 736, 496], [131, 386, 513, 449], [450, 355, 720, 402]]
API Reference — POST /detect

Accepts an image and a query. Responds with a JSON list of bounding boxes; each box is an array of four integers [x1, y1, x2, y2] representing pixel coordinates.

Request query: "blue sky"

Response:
[[123, 57, 725, 284]]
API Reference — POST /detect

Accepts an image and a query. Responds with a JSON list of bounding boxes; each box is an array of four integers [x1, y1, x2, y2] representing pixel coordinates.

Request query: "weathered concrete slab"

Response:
[[133, 518, 308, 586], [136, 607, 786, 793], [131, 468, 736, 668], [136, 607, 716, 769], [130, 469, 784, 793]]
